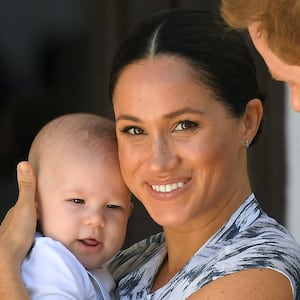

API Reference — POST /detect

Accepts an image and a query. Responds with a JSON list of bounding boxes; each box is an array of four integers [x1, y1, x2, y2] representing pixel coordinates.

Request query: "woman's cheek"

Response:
[[119, 144, 137, 175]]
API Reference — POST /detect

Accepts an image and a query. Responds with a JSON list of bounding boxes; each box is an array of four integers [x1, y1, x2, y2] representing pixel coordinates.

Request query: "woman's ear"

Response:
[[242, 98, 263, 144]]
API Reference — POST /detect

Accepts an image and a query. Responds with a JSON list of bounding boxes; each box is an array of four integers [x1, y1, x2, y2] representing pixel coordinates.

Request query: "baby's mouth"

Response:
[[80, 239, 100, 246]]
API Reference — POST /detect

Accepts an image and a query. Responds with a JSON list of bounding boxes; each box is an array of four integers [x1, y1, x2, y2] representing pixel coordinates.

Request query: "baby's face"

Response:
[[36, 147, 131, 270]]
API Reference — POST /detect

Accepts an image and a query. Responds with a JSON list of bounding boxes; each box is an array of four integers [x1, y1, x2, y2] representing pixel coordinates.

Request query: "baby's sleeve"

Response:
[[21, 236, 97, 300]]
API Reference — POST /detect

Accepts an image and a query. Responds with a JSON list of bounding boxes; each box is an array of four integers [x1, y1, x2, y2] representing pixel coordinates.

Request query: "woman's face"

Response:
[[113, 55, 251, 229]]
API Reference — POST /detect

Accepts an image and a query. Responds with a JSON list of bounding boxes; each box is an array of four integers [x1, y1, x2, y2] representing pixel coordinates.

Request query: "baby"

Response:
[[21, 113, 132, 299]]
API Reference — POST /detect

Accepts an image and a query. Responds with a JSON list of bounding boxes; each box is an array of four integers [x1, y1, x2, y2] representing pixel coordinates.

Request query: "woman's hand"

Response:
[[0, 162, 37, 265], [0, 161, 36, 299], [0, 161, 37, 266]]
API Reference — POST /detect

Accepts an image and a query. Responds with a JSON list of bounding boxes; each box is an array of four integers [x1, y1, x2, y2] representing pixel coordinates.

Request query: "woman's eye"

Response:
[[72, 198, 85, 204], [122, 126, 144, 135], [174, 120, 198, 131]]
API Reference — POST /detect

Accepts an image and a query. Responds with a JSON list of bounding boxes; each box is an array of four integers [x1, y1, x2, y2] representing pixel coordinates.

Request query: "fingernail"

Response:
[[19, 163, 31, 176]]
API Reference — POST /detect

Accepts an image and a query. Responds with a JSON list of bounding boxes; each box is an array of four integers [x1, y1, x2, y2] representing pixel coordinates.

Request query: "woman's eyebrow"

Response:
[[115, 115, 140, 122], [163, 108, 205, 119], [116, 108, 205, 122]]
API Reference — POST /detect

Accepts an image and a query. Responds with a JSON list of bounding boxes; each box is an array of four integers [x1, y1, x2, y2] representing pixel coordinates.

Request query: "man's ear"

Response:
[[242, 98, 263, 144]]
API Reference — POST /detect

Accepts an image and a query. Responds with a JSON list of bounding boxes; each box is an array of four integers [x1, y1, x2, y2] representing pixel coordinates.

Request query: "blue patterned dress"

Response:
[[108, 194, 300, 299]]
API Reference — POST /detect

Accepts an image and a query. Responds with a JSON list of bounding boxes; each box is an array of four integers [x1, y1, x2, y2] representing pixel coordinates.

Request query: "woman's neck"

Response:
[[152, 190, 252, 291]]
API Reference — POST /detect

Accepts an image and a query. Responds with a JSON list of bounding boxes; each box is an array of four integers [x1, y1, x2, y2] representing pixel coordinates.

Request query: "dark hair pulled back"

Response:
[[109, 8, 263, 145]]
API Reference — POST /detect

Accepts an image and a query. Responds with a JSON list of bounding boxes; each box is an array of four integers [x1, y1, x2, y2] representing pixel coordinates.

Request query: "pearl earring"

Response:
[[245, 140, 250, 149]]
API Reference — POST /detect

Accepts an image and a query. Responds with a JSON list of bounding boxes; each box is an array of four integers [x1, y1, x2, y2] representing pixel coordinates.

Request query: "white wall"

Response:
[[285, 85, 300, 242]]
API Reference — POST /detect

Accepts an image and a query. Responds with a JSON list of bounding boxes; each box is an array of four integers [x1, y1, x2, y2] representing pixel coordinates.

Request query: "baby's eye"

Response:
[[122, 126, 144, 135], [107, 204, 121, 209], [72, 198, 85, 204], [174, 120, 198, 131]]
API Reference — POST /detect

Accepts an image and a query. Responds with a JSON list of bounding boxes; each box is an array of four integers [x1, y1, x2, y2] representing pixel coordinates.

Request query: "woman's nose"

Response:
[[148, 135, 178, 172]]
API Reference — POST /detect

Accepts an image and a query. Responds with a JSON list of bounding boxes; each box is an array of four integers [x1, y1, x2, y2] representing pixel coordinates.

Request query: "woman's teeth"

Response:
[[151, 182, 184, 193]]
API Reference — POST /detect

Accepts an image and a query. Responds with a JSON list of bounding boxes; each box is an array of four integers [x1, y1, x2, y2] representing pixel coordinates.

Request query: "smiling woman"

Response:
[[113, 55, 254, 228], [107, 8, 300, 299]]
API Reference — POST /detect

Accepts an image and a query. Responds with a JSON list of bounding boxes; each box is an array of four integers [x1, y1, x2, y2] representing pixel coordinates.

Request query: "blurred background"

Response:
[[1, 0, 299, 246]]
